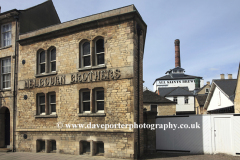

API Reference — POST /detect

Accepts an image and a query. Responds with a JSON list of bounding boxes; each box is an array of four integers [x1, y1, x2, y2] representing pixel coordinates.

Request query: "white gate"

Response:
[[156, 114, 240, 155]]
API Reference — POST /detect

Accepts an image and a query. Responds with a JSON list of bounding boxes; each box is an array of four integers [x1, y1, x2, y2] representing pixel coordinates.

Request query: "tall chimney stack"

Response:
[[175, 39, 181, 68]]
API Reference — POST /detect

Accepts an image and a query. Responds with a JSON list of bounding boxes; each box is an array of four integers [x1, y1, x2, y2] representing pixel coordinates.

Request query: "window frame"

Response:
[[49, 48, 56, 73], [38, 50, 46, 74], [81, 41, 91, 68], [38, 93, 46, 115], [205, 88, 209, 94], [173, 97, 178, 104], [1, 23, 12, 47], [81, 90, 91, 113], [150, 104, 157, 112], [95, 38, 105, 66], [37, 47, 57, 75], [49, 92, 56, 115], [1, 57, 11, 90], [95, 89, 104, 113]]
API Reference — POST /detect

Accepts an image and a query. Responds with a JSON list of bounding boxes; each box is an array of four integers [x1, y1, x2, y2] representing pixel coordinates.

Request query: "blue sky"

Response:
[[2, 0, 240, 90]]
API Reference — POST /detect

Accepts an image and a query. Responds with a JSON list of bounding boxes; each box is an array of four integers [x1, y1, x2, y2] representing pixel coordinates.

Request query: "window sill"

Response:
[[35, 114, 58, 118], [78, 113, 106, 117], [78, 64, 106, 71], [0, 88, 11, 92], [35, 72, 57, 78], [0, 45, 12, 50]]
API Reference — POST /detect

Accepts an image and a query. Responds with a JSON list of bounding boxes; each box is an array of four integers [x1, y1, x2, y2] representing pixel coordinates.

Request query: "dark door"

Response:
[[5, 109, 10, 146]]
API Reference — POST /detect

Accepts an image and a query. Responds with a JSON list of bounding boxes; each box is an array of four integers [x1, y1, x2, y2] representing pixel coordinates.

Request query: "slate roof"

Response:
[[158, 87, 193, 97], [196, 94, 208, 106], [143, 90, 175, 103], [214, 79, 237, 102]]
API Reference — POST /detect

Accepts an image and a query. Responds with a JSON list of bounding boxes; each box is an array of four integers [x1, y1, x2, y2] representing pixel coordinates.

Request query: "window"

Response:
[[95, 39, 104, 65], [49, 48, 56, 72], [80, 88, 104, 114], [96, 142, 104, 155], [95, 90, 104, 113], [1, 58, 11, 89], [81, 42, 91, 67], [38, 94, 45, 115], [205, 88, 209, 94], [49, 93, 56, 114], [37, 47, 56, 75], [37, 140, 45, 152], [173, 97, 177, 104], [184, 96, 188, 104], [150, 104, 157, 112], [79, 38, 105, 68], [80, 141, 90, 155], [48, 140, 56, 153], [37, 92, 56, 115], [1, 23, 11, 47], [82, 91, 91, 113]]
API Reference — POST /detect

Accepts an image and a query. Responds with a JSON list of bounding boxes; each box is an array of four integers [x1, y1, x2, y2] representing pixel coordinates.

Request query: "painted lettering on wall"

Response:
[[70, 69, 121, 83]]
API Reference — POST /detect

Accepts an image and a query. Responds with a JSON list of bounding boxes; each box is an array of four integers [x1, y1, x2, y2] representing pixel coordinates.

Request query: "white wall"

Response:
[[207, 86, 233, 111], [154, 79, 204, 92], [166, 96, 194, 112], [156, 114, 240, 155]]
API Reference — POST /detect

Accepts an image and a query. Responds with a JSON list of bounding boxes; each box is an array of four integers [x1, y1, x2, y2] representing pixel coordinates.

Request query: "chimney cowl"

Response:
[[174, 39, 180, 46]]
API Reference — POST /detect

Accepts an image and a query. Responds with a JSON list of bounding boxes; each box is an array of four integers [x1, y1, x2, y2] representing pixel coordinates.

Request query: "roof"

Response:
[[158, 87, 193, 97], [143, 90, 175, 103], [214, 79, 237, 99], [196, 94, 208, 106]]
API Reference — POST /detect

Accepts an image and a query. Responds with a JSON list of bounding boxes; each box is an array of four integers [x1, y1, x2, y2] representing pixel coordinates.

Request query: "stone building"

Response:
[[0, 0, 60, 151], [235, 64, 240, 113], [143, 90, 176, 116], [16, 4, 147, 159]]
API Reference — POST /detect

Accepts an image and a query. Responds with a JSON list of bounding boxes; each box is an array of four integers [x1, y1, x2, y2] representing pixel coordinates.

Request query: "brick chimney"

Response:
[[228, 74, 232, 79], [220, 74, 225, 79], [175, 39, 181, 68]]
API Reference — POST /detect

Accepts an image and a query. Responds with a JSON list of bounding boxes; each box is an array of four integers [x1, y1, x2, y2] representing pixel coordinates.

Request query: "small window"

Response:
[[205, 88, 209, 94], [49, 93, 56, 114], [96, 142, 104, 155], [1, 58, 11, 89], [37, 140, 45, 152], [81, 141, 90, 155], [96, 39, 104, 65], [1, 23, 11, 47], [150, 104, 157, 112], [82, 91, 91, 113], [173, 97, 177, 104], [95, 90, 104, 113], [184, 96, 188, 104], [82, 42, 91, 67]]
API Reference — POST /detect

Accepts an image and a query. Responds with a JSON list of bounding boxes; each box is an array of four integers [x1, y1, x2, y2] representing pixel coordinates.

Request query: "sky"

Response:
[[1, 0, 240, 90]]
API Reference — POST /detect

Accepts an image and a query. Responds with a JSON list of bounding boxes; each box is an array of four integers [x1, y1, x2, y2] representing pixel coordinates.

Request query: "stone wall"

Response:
[[0, 19, 17, 149], [17, 8, 147, 158], [143, 103, 176, 116], [235, 71, 240, 113]]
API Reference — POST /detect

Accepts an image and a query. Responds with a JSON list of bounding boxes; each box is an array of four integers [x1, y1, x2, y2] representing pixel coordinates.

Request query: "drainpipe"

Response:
[[13, 14, 19, 152], [137, 24, 142, 160]]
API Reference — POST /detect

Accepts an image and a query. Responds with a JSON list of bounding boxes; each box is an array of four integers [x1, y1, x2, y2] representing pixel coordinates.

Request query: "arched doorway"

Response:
[[0, 107, 10, 148]]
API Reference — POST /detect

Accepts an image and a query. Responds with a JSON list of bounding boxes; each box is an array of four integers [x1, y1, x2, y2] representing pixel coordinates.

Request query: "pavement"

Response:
[[0, 152, 240, 160]]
